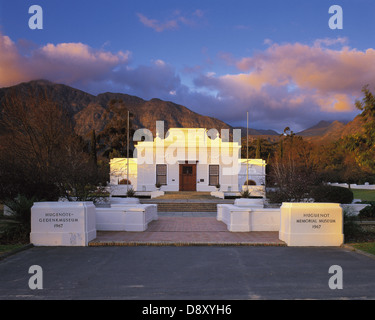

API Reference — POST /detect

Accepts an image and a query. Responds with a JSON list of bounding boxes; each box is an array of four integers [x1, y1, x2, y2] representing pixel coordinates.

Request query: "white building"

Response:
[[110, 128, 266, 195]]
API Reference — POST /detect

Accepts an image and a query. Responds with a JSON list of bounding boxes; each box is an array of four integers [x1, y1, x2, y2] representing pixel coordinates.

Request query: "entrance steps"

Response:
[[153, 202, 218, 212], [140, 192, 234, 213]]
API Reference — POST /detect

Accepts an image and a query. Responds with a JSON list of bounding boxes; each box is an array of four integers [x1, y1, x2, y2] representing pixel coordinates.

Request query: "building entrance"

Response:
[[179, 164, 196, 191]]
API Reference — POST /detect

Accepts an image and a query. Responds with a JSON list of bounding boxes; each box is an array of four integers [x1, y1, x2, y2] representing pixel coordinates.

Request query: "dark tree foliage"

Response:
[[0, 90, 108, 201], [98, 99, 134, 158]]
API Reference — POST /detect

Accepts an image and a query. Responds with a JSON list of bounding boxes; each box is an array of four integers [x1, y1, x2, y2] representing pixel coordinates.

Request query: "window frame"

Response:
[[208, 165, 219, 186], [156, 164, 167, 185]]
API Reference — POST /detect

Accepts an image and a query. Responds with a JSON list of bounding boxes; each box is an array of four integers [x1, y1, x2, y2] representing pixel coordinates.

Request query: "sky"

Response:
[[0, 0, 375, 132]]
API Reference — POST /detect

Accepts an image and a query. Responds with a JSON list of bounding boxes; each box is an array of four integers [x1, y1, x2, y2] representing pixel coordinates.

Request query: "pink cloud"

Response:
[[41, 42, 130, 64], [187, 39, 375, 130], [0, 34, 32, 85], [0, 31, 371, 132], [0, 33, 131, 87], [0, 32, 182, 101], [220, 40, 375, 113], [137, 13, 178, 32], [137, 10, 204, 32]]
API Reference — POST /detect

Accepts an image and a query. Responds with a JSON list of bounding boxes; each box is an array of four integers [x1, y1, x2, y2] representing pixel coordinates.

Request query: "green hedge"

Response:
[[358, 202, 375, 219], [310, 185, 353, 204]]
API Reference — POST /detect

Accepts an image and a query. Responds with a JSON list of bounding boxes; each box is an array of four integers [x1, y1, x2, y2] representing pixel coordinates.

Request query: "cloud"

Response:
[[180, 39, 375, 131], [230, 41, 375, 114], [234, 41, 375, 92], [111, 59, 182, 99], [0, 34, 32, 85], [313, 37, 348, 48], [1, 32, 373, 132], [137, 13, 178, 32], [137, 10, 204, 32], [0, 33, 131, 87], [0, 32, 184, 103], [193, 9, 204, 18]]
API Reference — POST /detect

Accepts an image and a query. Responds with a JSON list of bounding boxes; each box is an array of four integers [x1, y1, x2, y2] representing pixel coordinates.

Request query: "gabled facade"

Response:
[[110, 128, 266, 193]]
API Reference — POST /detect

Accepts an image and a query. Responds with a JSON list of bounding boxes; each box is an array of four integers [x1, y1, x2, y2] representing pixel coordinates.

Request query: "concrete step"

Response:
[[155, 202, 218, 212], [139, 192, 235, 212], [154, 192, 218, 200]]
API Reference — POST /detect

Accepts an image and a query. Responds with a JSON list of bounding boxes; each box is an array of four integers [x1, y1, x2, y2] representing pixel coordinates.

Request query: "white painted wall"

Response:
[[110, 128, 267, 192], [217, 204, 280, 232], [328, 182, 375, 190]]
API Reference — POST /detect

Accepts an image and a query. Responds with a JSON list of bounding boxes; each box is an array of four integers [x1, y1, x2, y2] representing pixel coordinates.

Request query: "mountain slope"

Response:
[[0, 80, 233, 138], [0, 80, 365, 145], [296, 117, 364, 143]]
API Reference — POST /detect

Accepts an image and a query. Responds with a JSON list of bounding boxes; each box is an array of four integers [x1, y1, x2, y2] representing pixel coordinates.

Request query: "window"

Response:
[[182, 166, 193, 174], [209, 165, 219, 186], [118, 179, 132, 185], [244, 180, 256, 186], [156, 164, 167, 185]]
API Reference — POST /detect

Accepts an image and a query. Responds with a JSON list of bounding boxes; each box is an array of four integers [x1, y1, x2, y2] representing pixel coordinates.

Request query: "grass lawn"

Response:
[[0, 244, 27, 256], [352, 189, 375, 202], [351, 242, 375, 256], [0, 210, 30, 256]]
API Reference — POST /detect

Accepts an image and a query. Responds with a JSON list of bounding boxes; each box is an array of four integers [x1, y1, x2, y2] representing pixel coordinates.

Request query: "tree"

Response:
[[268, 127, 319, 202], [90, 129, 98, 166], [98, 99, 134, 158], [255, 138, 261, 159], [0, 89, 107, 201], [344, 85, 375, 171]]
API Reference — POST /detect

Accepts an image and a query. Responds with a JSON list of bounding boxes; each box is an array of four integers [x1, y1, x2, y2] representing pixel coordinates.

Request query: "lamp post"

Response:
[[127, 110, 130, 192], [246, 111, 249, 191]]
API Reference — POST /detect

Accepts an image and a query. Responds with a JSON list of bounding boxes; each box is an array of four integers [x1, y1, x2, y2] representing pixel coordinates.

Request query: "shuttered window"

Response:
[[156, 164, 167, 185], [209, 165, 219, 186]]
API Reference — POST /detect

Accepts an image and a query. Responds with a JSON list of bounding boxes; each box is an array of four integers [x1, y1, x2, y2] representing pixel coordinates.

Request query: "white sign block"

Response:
[[279, 203, 344, 246], [30, 202, 96, 246], [234, 198, 264, 207]]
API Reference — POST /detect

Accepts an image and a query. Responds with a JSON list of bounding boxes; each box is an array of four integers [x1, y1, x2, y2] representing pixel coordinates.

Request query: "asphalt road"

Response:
[[0, 245, 374, 300]]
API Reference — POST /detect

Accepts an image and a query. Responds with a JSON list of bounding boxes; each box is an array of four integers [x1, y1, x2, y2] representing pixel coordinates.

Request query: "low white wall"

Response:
[[241, 186, 266, 198], [217, 204, 280, 232], [279, 203, 344, 247], [30, 202, 97, 247], [110, 185, 135, 196], [110, 197, 140, 205], [96, 204, 157, 232], [341, 203, 371, 215], [211, 191, 225, 199], [328, 182, 375, 190], [218, 202, 345, 247], [234, 198, 264, 207]]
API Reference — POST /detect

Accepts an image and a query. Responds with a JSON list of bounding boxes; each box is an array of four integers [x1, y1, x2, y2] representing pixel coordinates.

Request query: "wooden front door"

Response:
[[179, 164, 197, 191]]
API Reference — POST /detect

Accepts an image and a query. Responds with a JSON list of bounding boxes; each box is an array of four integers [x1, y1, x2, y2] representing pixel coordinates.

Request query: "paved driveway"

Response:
[[91, 217, 285, 246], [0, 246, 374, 300]]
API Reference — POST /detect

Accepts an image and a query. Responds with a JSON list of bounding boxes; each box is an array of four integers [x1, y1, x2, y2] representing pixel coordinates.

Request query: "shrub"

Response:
[[240, 189, 251, 198], [119, 179, 131, 185], [343, 210, 363, 241], [126, 188, 136, 197], [244, 180, 256, 186], [266, 188, 311, 203], [0, 195, 35, 244], [358, 202, 375, 219], [310, 185, 353, 204], [4, 195, 35, 229], [267, 190, 285, 203]]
